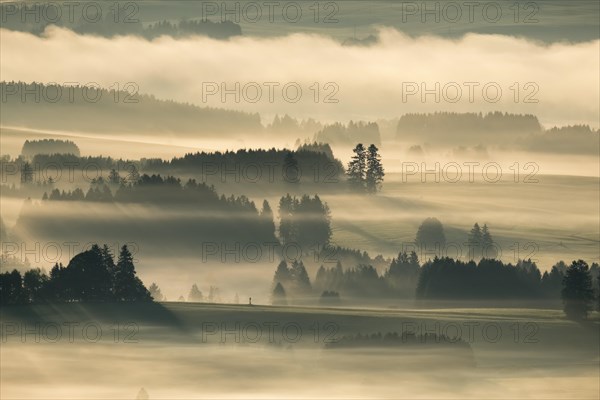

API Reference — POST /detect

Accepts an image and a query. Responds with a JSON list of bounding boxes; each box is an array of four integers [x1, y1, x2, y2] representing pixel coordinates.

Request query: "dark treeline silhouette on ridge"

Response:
[[315, 121, 381, 146], [145, 146, 344, 185], [43, 174, 259, 211], [16, 175, 279, 258], [396, 112, 542, 142], [1, 82, 261, 135], [0, 4, 242, 39], [21, 139, 80, 159], [416, 257, 599, 303], [270, 250, 599, 310]]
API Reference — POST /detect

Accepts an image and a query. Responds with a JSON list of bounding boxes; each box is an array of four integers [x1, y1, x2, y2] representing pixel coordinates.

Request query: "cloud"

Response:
[[1, 26, 598, 127]]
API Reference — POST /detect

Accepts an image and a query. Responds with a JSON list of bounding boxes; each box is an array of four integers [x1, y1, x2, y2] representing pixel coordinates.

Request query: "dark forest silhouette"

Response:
[[21, 139, 80, 159], [0, 4, 242, 39], [0, 244, 151, 304]]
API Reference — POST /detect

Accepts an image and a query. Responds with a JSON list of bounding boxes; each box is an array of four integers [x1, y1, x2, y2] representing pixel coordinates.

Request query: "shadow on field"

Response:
[[0, 302, 188, 332]]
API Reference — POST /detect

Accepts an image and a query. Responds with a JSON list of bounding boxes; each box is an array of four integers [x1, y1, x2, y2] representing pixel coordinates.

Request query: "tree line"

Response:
[[21, 139, 80, 159], [144, 146, 344, 185], [0, 245, 151, 304], [270, 253, 600, 319], [314, 121, 382, 146]]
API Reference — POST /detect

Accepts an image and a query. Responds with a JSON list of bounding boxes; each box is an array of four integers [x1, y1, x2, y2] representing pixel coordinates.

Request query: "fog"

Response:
[[2, 170, 598, 300], [1, 27, 598, 127], [1, 304, 598, 399]]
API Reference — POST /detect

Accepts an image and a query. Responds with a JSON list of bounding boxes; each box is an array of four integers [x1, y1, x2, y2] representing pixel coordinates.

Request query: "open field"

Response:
[[1, 303, 598, 399]]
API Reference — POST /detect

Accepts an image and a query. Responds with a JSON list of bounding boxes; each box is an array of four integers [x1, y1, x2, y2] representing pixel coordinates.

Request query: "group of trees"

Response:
[[187, 284, 221, 303], [278, 194, 331, 249], [561, 260, 598, 320], [43, 174, 264, 213], [21, 139, 80, 159], [314, 252, 420, 299], [416, 257, 560, 299], [466, 223, 495, 259], [0, 245, 151, 304], [346, 144, 385, 193], [396, 112, 542, 146], [414, 218, 497, 261], [326, 332, 471, 350], [271, 260, 313, 304], [271, 252, 419, 304], [269, 249, 600, 319], [314, 121, 381, 146], [143, 19, 241, 39], [144, 147, 344, 186], [417, 256, 600, 318], [0, 3, 242, 40]]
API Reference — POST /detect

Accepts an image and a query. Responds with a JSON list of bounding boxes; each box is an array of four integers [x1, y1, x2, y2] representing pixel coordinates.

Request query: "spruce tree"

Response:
[[188, 284, 203, 302], [481, 224, 495, 258], [346, 143, 367, 191], [114, 245, 151, 302], [366, 144, 385, 193], [468, 223, 483, 260], [561, 260, 595, 320], [272, 282, 287, 305]]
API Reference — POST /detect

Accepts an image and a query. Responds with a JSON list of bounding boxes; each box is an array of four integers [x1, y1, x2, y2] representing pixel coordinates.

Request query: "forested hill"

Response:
[[396, 112, 542, 144], [0, 82, 262, 136], [0, 3, 242, 39]]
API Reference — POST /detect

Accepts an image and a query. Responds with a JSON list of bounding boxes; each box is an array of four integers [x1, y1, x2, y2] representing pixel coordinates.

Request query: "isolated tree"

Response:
[[467, 223, 483, 260], [148, 283, 164, 301], [114, 245, 151, 302], [561, 260, 595, 320], [272, 282, 287, 305], [136, 387, 149, 400], [481, 224, 496, 258], [188, 284, 203, 302], [366, 144, 385, 193], [415, 218, 446, 254], [207, 286, 221, 303], [346, 143, 367, 191]]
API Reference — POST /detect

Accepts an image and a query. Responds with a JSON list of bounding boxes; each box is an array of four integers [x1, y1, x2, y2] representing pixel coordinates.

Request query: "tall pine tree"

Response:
[[366, 144, 385, 193], [114, 245, 151, 302], [346, 143, 367, 191]]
